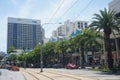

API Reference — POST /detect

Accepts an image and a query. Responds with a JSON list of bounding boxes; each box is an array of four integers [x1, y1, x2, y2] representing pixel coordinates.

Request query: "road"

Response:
[[0, 68, 119, 80], [20, 68, 120, 80]]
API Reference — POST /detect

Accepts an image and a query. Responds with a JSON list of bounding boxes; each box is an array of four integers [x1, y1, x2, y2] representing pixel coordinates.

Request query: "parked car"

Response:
[[66, 63, 78, 69], [0, 64, 19, 71], [0, 64, 11, 69], [11, 66, 19, 71]]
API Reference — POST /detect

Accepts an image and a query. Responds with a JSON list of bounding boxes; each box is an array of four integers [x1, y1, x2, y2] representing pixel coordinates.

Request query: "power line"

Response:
[[45, 0, 93, 33], [56, 0, 79, 23], [46, 0, 80, 32], [44, 0, 65, 29], [75, 0, 94, 20]]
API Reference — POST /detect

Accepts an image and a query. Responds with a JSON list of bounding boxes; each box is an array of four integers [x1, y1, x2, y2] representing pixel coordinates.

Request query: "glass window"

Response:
[[78, 22, 80, 28], [85, 22, 87, 28]]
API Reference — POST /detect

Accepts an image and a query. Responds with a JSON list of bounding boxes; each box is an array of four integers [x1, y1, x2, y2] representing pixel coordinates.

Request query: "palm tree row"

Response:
[[90, 8, 120, 70], [7, 28, 101, 68]]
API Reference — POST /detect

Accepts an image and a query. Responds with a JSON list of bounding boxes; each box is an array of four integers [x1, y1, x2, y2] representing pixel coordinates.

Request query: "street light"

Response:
[[42, 22, 62, 27], [39, 22, 62, 73], [39, 42, 43, 72]]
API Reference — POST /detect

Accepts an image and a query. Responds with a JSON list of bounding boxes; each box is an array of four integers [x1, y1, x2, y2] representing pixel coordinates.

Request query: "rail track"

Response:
[[22, 68, 83, 80], [21, 69, 55, 80], [21, 68, 97, 80], [21, 70, 40, 80]]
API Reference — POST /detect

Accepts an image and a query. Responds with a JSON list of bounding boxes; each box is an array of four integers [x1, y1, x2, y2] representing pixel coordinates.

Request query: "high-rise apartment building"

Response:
[[109, 0, 120, 17], [7, 17, 43, 50], [74, 21, 88, 30], [109, 0, 120, 61], [58, 25, 66, 36]]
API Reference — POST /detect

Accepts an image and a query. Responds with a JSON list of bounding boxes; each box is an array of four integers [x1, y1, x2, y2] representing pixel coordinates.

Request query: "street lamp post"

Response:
[[39, 22, 62, 73], [39, 42, 43, 72]]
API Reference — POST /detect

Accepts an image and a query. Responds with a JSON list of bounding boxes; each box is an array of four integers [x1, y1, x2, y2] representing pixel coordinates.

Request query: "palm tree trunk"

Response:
[[92, 48, 95, 69], [105, 33, 113, 70], [81, 47, 85, 69], [62, 53, 65, 67]]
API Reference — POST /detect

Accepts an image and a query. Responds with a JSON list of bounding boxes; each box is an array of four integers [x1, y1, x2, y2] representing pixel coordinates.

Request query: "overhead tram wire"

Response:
[[46, 0, 80, 32], [45, 0, 93, 32], [44, 0, 65, 29], [74, 0, 94, 20], [56, 0, 79, 23]]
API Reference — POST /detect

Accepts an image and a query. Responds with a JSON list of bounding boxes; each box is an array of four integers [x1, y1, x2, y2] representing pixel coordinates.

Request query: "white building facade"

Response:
[[50, 20, 88, 41]]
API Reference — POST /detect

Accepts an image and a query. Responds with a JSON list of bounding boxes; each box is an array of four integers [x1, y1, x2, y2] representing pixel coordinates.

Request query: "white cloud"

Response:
[[17, 0, 36, 18], [10, 0, 18, 6]]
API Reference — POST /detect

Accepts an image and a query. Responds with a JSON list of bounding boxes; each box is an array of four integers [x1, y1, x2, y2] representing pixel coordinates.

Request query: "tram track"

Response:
[[27, 69, 82, 80], [21, 70, 40, 80], [21, 68, 98, 80], [21, 69, 55, 80]]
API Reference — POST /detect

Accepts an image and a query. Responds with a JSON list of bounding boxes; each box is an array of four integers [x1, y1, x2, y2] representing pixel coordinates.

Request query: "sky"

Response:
[[0, 0, 112, 52]]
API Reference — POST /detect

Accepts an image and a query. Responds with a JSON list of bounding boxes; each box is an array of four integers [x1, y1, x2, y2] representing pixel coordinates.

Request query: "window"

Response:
[[78, 22, 80, 28], [85, 22, 87, 28], [81, 23, 83, 28]]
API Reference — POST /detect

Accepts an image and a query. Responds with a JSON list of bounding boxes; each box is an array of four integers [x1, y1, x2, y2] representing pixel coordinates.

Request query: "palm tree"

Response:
[[90, 8, 120, 70], [84, 29, 101, 69], [59, 40, 69, 66], [75, 32, 88, 69]]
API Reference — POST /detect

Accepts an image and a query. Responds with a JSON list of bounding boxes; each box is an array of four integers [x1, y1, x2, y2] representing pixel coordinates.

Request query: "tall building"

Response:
[[109, 0, 120, 17], [52, 30, 57, 37], [58, 25, 66, 36], [7, 17, 43, 51], [109, 0, 120, 62], [64, 20, 74, 39], [74, 21, 88, 30]]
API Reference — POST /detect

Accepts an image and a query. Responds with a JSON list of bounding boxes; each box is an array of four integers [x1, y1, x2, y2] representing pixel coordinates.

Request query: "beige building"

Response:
[[109, 0, 120, 63], [109, 0, 120, 17]]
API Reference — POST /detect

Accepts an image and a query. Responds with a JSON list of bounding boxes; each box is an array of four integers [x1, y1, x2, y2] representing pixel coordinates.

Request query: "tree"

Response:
[[7, 54, 18, 65], [84, 29, 101, 69], [59, 40, 69, 66], [7, 46, 15, 54], [90, 8, 120, 70], [74, 31, 88, 69]]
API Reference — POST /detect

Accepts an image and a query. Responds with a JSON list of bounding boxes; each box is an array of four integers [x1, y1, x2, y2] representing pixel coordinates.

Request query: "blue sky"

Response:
[[0, 0, 112, 52]]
